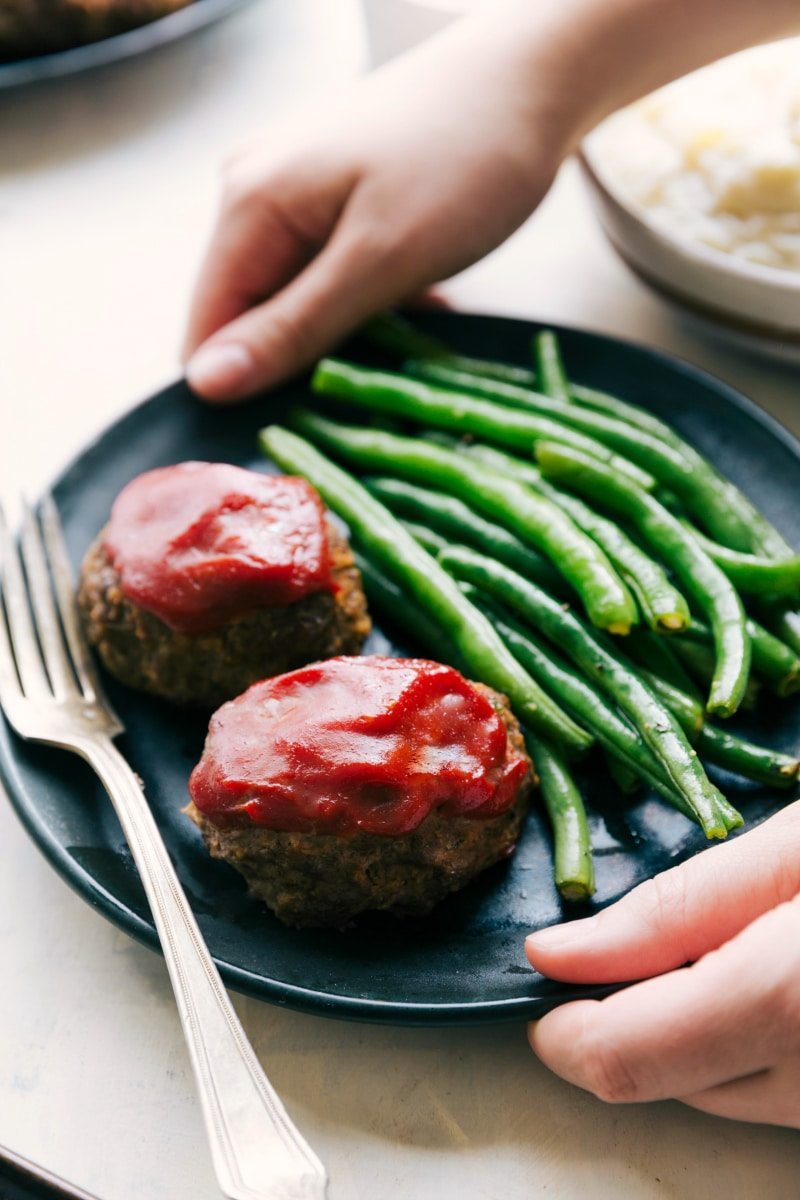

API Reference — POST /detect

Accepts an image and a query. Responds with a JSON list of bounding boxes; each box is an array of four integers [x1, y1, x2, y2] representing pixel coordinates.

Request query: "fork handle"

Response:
[[82, 737, 327, 1200]]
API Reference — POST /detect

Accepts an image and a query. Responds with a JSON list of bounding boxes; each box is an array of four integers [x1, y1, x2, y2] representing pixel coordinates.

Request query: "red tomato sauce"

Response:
[[103, 462, 334, 634], [189, 656, 530, 836]]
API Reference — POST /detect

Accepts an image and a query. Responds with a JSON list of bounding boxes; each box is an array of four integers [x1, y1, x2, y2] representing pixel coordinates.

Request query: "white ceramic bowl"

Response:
[[580, 143, 800, 361]]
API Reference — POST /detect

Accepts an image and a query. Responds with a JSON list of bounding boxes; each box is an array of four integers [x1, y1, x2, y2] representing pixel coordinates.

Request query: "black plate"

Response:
[[0, 0, 257, 90], [1, 313, 798, 1025]]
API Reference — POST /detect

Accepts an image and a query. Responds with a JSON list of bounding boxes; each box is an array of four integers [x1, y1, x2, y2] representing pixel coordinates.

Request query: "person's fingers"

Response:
[[400, 287, 451, 310], [679, 1058, 800, 1129], [183, 202, 451, 399], [528, 895, 800, 1104], [185, 200, 433, 401], [526, 800, 800, 984], [182, 151, 359, 361], [182, 196, 312, 361]]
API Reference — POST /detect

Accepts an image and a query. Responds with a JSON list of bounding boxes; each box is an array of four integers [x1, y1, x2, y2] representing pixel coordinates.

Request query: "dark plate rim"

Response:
[[0, 0, 259, 89], [2, 312, 799, 1024]]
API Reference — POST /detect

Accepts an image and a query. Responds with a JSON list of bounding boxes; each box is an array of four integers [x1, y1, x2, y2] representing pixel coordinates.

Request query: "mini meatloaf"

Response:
[[78, 462, 370, 708], [186, 656, 534, 927]]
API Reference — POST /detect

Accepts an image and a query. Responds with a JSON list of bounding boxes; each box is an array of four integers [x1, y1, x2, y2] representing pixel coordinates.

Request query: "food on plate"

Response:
[[364, 476, 566, 597], [275, 407, 641, 637], [78, 462, 370, 707], [586, 39, 800, 273], [350, 556, 594, 900], [534, 441, 750, 717], [313, 357, 657, 491], [260, 426, 591, 756], [398, 355, 769, 555], [0, 0, 194, 61], [186, 656, 533, 926], [259, 316, 800, 895], [437, 440, 691, 636], [288, 411, 748, 717]]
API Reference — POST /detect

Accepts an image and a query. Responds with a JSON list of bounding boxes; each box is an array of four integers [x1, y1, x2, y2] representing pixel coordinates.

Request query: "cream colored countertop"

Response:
[[1, 2, 799, 1197]]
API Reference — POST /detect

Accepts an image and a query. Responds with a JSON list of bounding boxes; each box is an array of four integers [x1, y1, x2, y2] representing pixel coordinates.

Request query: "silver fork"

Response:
[[0, 496, 328, 1200]]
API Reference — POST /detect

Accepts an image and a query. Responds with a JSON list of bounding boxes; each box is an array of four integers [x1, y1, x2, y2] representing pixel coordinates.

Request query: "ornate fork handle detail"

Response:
[[82, 735, 327, 1200]]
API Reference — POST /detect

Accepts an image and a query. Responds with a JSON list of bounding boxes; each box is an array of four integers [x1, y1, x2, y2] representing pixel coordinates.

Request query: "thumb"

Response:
[[185, 210, 422, 402], [526, 800, 800, 984]]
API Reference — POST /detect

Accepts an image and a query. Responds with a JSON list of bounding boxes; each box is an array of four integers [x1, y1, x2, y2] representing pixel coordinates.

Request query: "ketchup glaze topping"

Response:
[[189, 656, 530, 836], [103, 462, 334, 634]]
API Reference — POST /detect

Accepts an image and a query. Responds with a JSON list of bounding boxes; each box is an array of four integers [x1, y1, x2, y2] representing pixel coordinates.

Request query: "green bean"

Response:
[[459, 441, 691, 633], [400, 520, 450, 557], [312, 359, 657, 492], [670, 638, 716, 684], [357, 542, 626, 902], [569, 382, 677, 439], [623, 629, 702, 699], [416, 354, 540, 388], [536, 441, 751, 717], [441, 545, 733, 839], [670, 639, 762, 713], [450, 440, 540, 483], [421, 429, 465, 451], [365, 477, 566, 596], [605, 751, 644, 796], [357, 541, 598, 897], [768, 609, 800, 658], [408, 342, 635, 425], [734, 503, 796, 562], [684, 616, 800, 698], [603, 628, 705, 737], [259, 425, 592, 754], [530, 330, 670, 437], [442, 357, 539, 388], [375, 321, 800, 650], [626, 665, 704, 739], [525, 732, 596, 900], [360, 311, 450, 360], [292, 409, 638, 635], [533, 331, 570, 403], [362, 311, 545, 385], [406, 358, 783, 554], [465, 588, 699, 817], [354, 551, 458, 662], [698, 725, 800, 788], [367, 413, 407, 435], [673, 456, 800, 643], [679, 521, 800, 601]]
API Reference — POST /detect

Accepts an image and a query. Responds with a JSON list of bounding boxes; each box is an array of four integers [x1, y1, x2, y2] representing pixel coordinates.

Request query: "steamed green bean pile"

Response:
[[259, 316, 800, 903]]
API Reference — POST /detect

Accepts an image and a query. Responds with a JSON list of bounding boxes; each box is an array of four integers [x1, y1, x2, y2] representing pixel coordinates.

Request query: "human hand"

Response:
[[526, 801, 800, 1128], [181, 0, 800, 403], [181, 6, 588, 401]]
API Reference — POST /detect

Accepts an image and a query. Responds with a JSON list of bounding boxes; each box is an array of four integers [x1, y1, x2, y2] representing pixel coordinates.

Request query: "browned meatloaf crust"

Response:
[[78, 520, 371, 709], [186, 685, 534, 928], [0, 0, 193, 60]]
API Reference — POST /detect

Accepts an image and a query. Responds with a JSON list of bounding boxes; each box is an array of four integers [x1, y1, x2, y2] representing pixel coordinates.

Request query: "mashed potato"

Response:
[[588, 39, 800, 273]]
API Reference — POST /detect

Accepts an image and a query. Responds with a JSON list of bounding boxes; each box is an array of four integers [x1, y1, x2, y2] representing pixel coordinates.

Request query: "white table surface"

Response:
[[1, 3, 799, 1197]]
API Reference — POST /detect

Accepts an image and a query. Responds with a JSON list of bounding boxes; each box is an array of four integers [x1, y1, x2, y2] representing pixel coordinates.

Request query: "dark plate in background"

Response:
[[0, 0, 257, 90], [1, 313, 798, 1024]]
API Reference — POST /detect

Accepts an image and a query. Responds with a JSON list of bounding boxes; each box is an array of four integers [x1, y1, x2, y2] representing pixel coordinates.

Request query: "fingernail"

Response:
[[526, 919, 593, 952], [186, 342, 254, 397]]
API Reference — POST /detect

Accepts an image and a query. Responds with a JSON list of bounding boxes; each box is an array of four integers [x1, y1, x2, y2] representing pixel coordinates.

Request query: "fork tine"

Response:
[[39, 494, 101, 703], [0, 574, 25, 719], [0, 499, 50, 700], [20, 500, 79, 701]]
